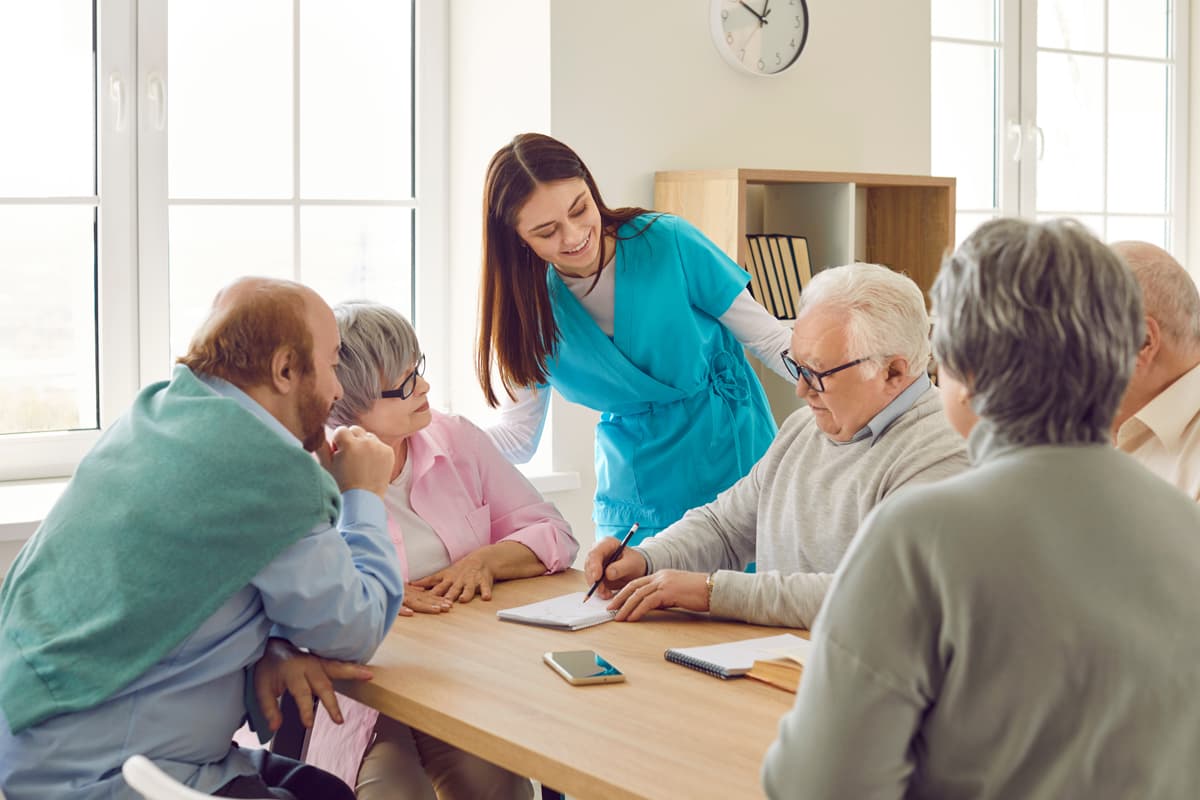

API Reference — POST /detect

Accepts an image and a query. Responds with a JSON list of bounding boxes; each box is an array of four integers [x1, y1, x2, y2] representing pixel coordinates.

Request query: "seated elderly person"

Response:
[[584, 262, 968, 628], [764, 219, 1200, 799], [302, 300, 578, 800], [1110, 241, 1200, 500]]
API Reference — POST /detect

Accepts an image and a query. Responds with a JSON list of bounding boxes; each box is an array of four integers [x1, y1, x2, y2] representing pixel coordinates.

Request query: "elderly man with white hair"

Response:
[[1110, 241, 1200, 501], [582, 262, 969, 628]]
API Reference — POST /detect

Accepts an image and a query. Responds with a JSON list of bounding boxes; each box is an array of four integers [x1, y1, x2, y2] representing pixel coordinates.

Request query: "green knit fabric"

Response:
[[0, 366, 340, 733]]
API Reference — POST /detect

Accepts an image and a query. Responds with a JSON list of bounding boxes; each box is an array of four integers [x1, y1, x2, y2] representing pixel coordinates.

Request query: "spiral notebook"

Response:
[[664, 633, 810, 679]]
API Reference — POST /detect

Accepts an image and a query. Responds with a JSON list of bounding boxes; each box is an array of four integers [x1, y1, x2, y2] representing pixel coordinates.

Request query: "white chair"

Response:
[[121, 755, 272, 800]]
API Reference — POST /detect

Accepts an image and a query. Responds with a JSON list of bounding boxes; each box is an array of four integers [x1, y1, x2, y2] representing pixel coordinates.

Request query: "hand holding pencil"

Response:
[[582, 523, 644, 602]]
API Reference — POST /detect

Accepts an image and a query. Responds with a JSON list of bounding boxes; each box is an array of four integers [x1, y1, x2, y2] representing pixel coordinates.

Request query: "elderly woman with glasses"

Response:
[[304, 300, 577, 800], [763, 219, 1200, 798]]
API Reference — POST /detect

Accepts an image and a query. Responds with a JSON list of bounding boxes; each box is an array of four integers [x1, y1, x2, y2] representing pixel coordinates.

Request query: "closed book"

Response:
[[664, 633, 810, 679], [745, 657, 804, 693]]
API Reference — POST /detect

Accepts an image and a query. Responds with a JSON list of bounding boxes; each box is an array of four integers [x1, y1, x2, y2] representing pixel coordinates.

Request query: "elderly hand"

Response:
[[607, 569, 710, 622], [253, 638, 372, 730], [319, 426, 394, 497], [412, 553, 497, 602], [401, 582, 454, 615], [583, 537, 648, 600]]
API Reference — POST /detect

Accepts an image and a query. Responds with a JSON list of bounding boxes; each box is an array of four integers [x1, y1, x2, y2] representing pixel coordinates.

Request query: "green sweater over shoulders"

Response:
[[0, 365, 340, 733]]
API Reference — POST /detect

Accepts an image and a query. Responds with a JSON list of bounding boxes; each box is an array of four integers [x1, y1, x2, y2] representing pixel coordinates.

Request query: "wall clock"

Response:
[[710, 0, 810, 77]]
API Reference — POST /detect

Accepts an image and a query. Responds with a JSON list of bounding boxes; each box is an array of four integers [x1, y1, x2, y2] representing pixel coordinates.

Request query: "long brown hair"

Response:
[[476, 133, 656, 406]]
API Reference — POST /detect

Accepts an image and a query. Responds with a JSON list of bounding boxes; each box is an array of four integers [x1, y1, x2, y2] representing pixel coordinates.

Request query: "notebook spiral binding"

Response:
[[664, 649, 735, 679]]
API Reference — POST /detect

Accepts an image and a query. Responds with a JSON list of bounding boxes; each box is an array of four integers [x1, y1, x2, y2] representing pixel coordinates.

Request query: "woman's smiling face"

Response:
[[514, 178, 603, 277]]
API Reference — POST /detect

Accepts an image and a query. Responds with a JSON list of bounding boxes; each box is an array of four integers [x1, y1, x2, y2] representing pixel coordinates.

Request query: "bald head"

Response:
[[178, 276, 319, 390], [1111, 241, 1200, 350]]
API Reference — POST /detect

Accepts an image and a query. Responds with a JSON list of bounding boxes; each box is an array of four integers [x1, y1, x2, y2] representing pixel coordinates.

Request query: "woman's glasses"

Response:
[[381, 354, 426, 399]]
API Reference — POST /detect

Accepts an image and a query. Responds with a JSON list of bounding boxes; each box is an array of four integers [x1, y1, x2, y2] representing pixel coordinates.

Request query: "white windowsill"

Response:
[[0, 478, 69, 542], [0, 471, 582, 544]]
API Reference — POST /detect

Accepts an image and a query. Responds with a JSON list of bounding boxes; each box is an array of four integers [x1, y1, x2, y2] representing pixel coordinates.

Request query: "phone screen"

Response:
[[544, 650, 624, 684]]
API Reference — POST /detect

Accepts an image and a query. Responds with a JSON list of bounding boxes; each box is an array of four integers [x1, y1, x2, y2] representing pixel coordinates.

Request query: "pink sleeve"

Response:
[[458, 417, 579, 572]]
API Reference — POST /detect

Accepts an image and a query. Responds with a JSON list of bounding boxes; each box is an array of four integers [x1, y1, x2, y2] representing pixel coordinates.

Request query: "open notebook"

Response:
[[665, 633, 811, 679], [496, 592, 616, 631]]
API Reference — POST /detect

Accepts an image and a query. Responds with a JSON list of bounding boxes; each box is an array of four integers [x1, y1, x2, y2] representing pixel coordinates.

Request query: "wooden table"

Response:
[[337, 570, 805, 800]]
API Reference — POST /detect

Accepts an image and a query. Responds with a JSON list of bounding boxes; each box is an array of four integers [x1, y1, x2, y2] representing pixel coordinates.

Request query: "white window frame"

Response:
[[1, 0, 447, 484], [933, 0, 1189, 256]]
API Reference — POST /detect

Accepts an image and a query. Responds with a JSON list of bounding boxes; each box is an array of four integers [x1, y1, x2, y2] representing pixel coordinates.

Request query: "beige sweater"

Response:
[[636, 385, 968, 628], [765, 421, 1200, 798]]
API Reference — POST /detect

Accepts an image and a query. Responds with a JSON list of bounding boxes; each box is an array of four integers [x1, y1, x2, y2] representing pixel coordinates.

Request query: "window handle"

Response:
[[108, 73, 127, 132], [1007, 120, 1024, 162], [146, 72, 167, 131]]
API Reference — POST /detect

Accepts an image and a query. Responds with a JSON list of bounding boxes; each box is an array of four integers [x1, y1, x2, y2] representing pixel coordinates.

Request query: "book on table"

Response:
[[664, 633, 811, 680], [745, 650, 807, 693], [496, 592, 615, 631]]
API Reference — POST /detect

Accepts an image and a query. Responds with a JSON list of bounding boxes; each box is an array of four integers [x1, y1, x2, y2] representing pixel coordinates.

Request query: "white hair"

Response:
[[797, 262, 931, 377]]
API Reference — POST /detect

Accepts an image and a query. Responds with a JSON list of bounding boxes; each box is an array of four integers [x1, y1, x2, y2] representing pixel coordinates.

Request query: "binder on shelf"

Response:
[[744, 234, 813, 320]]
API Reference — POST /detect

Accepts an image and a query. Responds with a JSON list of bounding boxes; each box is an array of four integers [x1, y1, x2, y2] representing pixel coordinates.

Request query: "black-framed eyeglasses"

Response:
[[781, 351, 869, 393], [381, 354, 426, 399]]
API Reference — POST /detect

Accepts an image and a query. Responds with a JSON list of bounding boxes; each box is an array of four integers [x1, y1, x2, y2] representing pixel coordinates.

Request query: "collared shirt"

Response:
[[0, 374, 403, 800], [834, 372, 933, 446], [1116, 362, 1200, 502]]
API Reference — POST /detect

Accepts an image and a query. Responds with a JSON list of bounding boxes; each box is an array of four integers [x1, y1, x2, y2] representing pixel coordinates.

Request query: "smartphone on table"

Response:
[[543, 650, 625, 685]]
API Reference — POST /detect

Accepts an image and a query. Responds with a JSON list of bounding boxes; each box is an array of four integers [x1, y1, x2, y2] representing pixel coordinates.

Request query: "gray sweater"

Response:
[[764, 421, 1200, 799], [636, 385, 968, 627]]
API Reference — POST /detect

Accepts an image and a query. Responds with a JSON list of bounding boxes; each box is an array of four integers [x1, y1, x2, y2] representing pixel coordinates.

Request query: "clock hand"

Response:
[[738, 0, 768, 25], [761, 0, 772, 19]]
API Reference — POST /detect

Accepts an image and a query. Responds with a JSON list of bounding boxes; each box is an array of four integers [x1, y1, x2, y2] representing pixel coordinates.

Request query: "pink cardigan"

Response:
[[304, 411, 577, 786]]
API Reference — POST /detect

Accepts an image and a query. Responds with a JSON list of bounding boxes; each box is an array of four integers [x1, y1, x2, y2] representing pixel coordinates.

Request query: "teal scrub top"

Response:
[[545, 214, 777, 530]]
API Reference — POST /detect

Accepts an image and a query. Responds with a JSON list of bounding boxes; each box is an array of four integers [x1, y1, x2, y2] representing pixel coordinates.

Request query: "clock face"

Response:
[[711, 0, 809, 77]]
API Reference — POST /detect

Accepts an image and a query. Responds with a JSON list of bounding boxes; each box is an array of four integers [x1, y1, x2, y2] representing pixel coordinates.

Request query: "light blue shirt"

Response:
[[0, 375, 404, 800], [836, 373, 933, 446]]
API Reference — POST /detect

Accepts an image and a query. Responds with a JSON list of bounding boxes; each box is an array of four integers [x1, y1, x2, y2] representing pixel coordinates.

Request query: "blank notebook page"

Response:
[[496, 592, 616, 630]]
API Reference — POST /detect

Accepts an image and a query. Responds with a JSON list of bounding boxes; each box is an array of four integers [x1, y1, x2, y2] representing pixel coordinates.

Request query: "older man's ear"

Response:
[[882, 356, 912, 390]]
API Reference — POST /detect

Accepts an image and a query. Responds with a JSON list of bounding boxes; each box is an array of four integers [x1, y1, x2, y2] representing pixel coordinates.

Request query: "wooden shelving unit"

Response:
[[654, 168, 956, 422]]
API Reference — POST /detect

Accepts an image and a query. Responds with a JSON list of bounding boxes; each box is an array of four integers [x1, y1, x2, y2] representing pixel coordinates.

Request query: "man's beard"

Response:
[[297, 376, 331, 452]]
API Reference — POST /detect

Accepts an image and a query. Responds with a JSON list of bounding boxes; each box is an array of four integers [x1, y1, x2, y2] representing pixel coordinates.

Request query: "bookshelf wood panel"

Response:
[[653, 168, 955, 423]]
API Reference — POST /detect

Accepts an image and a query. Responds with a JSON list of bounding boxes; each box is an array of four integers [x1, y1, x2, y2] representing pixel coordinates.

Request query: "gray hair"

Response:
[[798, 262, 931, 378], [328, 300, 421, 426], [932, 218, 1144, 446], [1110, 241, 1200, 348]]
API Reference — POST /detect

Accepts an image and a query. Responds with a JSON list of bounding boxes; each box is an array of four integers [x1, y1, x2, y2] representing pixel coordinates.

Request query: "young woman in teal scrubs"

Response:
[[477, 133, 792, 547]]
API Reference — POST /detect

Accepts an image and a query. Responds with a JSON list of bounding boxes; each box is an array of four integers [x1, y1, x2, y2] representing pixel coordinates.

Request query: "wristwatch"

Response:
[[705, 570, 717, 609]]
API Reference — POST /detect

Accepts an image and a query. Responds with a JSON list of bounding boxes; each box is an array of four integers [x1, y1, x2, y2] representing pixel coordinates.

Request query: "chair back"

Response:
[[122, 755, 271, 800]]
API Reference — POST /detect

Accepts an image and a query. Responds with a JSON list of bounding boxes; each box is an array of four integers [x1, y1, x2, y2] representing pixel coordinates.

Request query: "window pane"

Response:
[[1036, 52, 1104, 213], [931, 0, 996, 41], [932, 43, 997, 210], [1109, 0, 1169, 59], [168, 0, 293, 199], [300, 207, 413, 315], [1108, 60, 1168, 214], [0, 207, 97, 434], [0, 1, 93, 197], [168, 207, 294, 358], [954, 212, 998, 248], [300, 0, 414, 200], [1106, 215, 1168, 249], [1038, 0, 1104, 51]]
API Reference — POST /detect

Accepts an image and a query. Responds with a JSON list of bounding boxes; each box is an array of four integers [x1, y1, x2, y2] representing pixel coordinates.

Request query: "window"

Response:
[[932, 0, 1187, 252], [0, 0, 446, 482]]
